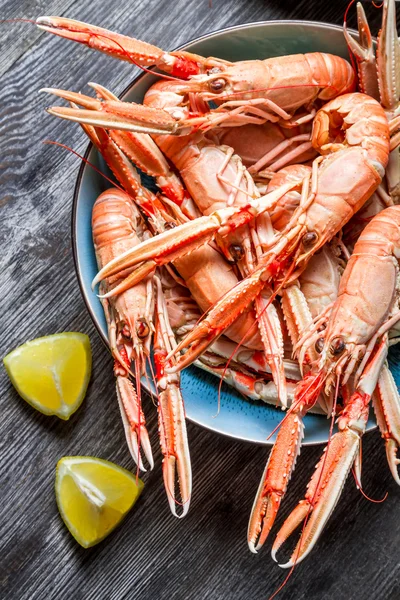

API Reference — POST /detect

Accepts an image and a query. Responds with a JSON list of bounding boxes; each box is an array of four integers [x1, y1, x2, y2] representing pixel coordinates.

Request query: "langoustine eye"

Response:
[[229, 244, 244, 262], [330, 336, 345, 355], [136, 318, 150, 339], [302, 231, 318, 247], [315, 337, 324, 353], [209, 78, 226, 93]]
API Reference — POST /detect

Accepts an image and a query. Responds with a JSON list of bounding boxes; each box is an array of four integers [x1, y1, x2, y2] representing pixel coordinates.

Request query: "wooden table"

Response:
[[1, 1, 399, 598]]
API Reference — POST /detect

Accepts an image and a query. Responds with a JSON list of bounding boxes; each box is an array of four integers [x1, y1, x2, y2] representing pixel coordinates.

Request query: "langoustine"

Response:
[[270, 205, 400, 567], [92, 188, 192, 517]]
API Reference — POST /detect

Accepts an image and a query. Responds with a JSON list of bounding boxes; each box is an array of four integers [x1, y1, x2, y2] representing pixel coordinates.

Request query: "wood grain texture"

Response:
[[1, 1, 400, 599]]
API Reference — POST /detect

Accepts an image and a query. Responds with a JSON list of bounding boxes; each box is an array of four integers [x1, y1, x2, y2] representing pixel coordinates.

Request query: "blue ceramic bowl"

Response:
[[72, 20, 388, 445]]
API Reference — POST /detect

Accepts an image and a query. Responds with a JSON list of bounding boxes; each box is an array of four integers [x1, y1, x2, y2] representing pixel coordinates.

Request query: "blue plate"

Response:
[[72, 20, 388, 445]]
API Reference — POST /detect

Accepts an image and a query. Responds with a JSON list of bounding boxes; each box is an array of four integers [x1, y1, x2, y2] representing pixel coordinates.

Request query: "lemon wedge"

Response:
[[55, 456, 143, 547], [3, 332, 92, 419]]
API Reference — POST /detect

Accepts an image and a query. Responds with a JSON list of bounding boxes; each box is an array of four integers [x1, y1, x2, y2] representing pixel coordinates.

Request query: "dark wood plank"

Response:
[[0, 0, 81, 78], [1, 1, 400, 600]]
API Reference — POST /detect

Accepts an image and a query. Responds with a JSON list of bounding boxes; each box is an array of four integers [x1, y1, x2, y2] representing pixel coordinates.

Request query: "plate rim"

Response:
[[71, 18, 375, 446]]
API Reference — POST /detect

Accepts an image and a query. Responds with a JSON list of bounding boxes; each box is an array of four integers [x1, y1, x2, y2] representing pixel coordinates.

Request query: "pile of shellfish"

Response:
[[37, 0, 400, 569]]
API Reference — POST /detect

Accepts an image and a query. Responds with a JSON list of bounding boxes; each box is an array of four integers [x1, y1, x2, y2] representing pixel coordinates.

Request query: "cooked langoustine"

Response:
[[270, 206, 400, 566], [38, 15, 355, 131], [92, 188, 192, 517]]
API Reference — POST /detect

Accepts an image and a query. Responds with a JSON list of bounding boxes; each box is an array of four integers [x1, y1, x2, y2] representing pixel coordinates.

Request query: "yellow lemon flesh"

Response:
[[3, 332, 92, 419], [55, 456, 144, 548]]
